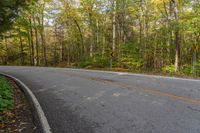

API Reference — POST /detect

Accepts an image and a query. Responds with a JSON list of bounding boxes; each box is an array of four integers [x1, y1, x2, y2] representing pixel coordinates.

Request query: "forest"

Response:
[[0, 0, 199, 77]]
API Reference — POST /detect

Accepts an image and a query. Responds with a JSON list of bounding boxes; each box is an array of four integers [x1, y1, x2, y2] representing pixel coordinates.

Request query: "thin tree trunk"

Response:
[[33, 15, 39, 66], [112, 0, 116, 52], [175, 30, 180, 72], [27, 29, 32, 65], [110, 0, 117, 69], [89, 10, 93, 58], [19, 31, 24, 65], [192, 50, 197, 76], [96, 19, 99, 48], [73, 18, 84, 56], [54, 43, 56, 65], [37, 5, 47, 66], [67, 47, 70, 66], [139, 0, 144, 59], [29, 18, 35, 66], [172, 0, 180, 72], [102, 35, 105, 58], [61, 29, 64, 61], [4, 36, 8, 65]]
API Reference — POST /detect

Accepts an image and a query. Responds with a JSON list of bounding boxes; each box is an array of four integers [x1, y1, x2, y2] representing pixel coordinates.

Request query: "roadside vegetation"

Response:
[[0, 76, 36, 132], [0, 0, 199, 77], [0, 76, 13, 112]]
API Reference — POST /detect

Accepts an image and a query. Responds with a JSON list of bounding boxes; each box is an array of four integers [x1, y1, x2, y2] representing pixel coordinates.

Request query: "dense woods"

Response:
[[0, 0, 199, 76]]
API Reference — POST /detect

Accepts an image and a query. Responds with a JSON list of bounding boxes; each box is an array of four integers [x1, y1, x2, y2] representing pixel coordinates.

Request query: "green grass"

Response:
[[0, 76, 13, 112]]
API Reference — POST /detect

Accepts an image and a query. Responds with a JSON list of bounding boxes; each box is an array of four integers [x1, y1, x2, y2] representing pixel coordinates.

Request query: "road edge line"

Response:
[[0, 73, 52, 133]]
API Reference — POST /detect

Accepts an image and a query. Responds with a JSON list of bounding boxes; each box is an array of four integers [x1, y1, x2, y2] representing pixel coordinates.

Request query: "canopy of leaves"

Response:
[[0, 0, 34, 33]]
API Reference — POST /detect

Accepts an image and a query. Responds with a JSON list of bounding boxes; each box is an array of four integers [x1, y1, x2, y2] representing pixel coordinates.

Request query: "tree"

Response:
[[0, 0, 199, 77], [0, 0, 34, 33]]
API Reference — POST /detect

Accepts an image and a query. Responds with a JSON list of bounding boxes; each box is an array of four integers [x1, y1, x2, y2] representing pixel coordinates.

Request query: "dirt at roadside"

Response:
[[0, 78, 37, 133]]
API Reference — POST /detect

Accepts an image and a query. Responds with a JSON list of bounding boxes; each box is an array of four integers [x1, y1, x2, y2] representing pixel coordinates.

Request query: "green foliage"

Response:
[[78, 55, 110, 68], [78, 58, 94, 68], [0, 77, 13, 112], [196, 60, 200, 76], [120, 58, 141, 70], [0, 0, 34, 33], [181, 64, 192, 75], [162, 65, 175, 74]]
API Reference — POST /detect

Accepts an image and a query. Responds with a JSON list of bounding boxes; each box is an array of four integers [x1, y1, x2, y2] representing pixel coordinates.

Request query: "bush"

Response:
[[197, 60, 200, 76], [162, 65, 175, 73], [78, 58, 94, 68], [120, 58, 142, 70], [78, 56, 110, 68], [181, 64, 192, 75], [0, 77, 13, 112]]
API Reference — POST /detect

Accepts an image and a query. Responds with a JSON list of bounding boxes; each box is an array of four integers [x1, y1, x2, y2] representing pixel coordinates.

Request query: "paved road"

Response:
[[0, 66, 200, 133]]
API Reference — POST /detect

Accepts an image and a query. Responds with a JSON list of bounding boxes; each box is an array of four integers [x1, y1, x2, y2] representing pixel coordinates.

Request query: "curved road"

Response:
[[0, 66, 200, 133]]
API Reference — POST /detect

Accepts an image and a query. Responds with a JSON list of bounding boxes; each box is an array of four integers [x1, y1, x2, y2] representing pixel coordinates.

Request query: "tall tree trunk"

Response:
[[139, 0, 144, 60], [192, 49, 197, 76], [192, 32, 199, 76], [29, 18, 35, 66], [174, 30, 180, 72], [67, 47, 70, 66], [61, 29, 64, 61], [73, 18, 84, 57], [90, 43, 93, 57], [33, 15, 39, 66], [38, 5, 47, 66], [27, 29, 32, 65], [53, 42, 57, 65], [19, 30, 24, 65], [102, 35, 105, 58], [172, 0, 180, 72], [112, 0, 116, 52], [89, 12, 93, 58], [4, 36, 8, 65], [110, 0, 117, 69]]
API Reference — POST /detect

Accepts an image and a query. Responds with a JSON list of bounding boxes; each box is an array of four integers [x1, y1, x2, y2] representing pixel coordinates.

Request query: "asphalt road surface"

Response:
[[0, 66, 200, 133]]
